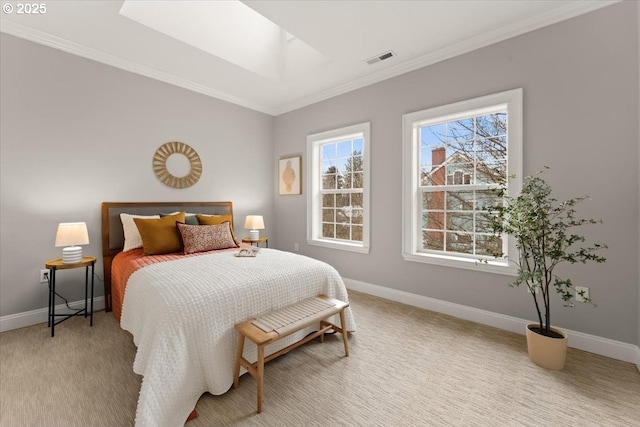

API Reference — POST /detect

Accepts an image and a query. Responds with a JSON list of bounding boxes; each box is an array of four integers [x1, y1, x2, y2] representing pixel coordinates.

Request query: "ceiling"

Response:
[[0, 0, 617, 116]]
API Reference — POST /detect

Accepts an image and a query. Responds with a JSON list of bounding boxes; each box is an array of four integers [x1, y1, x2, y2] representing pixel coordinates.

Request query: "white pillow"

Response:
[[120, 213, 160, 252]]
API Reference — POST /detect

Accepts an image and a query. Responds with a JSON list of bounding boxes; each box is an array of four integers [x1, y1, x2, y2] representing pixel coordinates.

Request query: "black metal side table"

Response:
[[45, 256, 96, 337]]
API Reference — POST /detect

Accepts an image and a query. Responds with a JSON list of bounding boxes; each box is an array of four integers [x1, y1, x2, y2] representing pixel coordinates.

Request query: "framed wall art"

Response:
[[278, 155, 301, 195]]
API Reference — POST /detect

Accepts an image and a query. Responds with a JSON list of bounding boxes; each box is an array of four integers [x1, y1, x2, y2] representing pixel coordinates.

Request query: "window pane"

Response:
[[342, 172, 352, 189], [476, 234, 503, 256], [421, 124, 446, 146], [322, 223, 334, 239], [322, 160, 337, 174], [448, 118, 474, 142], [446, 163, 473, 185], [448, 212, 473, 232], [477, 160, 506, 185], [476, 113, 506, 137], [475, 212, 496, 234], [322, 143, 336, 159], [349, 155, 363, 172], [352, 193, 363, 207], [322, 208, 335, 222], [475, 190, 501, 210], [352, 225, 363, 241], [352, 172, 363, 188], [322, 194, 335, 208], [322, 174, 336, 190], [446, 191, 474, 211], [336, 209, 349, 223], [336, 193, 349, 207], [337, 140, 351, 157], [423, 191, 444, 210], [336, 224, 350, 240], [351, 208, 363, 225], [446, 232, 473, 254], [423, 230, 444, 251], [476, 136, 507, 163], [424, 211, 445, 230], [353, 137, 363, 153], [343, 205, 355, 221]]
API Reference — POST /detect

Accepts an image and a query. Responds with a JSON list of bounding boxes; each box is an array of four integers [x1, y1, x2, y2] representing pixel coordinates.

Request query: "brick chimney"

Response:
[[431, 146, 446, 167], [431, 147, 446, 186]]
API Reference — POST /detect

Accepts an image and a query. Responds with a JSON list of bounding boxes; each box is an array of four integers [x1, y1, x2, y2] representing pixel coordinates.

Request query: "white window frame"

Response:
[[402, 89, 523, 275], [307, 122, 371, 253]]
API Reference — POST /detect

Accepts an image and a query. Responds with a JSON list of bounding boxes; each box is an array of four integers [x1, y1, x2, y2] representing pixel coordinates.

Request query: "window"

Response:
[[307, 122, 370, 253], [402, 89, 522, 274]]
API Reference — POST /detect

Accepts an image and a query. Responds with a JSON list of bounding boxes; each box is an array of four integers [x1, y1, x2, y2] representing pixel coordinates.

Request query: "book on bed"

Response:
[[236, 247, 260, 257]]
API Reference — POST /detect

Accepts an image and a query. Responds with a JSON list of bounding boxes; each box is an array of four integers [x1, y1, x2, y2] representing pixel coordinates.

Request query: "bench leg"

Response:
[[233, 334, 244, 389], [257, 344, 265, 414], [339, 308, 350, 357]]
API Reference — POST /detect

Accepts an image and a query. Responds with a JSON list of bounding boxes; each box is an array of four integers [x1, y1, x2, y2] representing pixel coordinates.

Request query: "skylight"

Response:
[[119, 0, 328, 83]]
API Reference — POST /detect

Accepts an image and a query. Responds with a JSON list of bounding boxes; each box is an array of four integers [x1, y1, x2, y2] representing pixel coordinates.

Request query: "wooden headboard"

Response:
[[100, 201, 234, 312]]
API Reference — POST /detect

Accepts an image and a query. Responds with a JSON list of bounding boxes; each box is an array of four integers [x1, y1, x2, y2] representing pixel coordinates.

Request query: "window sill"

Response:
[[308, 239, 370, 254], [402, 251, 517, 276]]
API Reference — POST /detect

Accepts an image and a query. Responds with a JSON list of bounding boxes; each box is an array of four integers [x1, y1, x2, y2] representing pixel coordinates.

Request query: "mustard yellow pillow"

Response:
[[196, 214, 239, 244], [134, 212, 186, 255]]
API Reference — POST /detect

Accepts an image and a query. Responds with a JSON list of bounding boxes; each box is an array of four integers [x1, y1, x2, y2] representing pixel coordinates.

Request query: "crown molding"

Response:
[[0, 19, 278, 116], [272, 1, 620, 115], [1, 1, 619, 117]]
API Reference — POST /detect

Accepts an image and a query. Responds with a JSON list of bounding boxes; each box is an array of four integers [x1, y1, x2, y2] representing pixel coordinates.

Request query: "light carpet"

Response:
[[1, 291, 639, 426]]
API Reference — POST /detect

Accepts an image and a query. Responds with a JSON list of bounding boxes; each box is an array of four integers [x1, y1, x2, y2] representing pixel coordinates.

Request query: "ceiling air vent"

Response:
[[365, 50, 396, 65]]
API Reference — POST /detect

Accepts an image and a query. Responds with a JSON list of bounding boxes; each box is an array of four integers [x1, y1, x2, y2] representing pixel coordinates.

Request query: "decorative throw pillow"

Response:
[[120, 213, 160, 252], [133, 212, 186, 255], [160, 212, 199, 225], [177, 222, 239, 254], [196, 214, 239, 244]]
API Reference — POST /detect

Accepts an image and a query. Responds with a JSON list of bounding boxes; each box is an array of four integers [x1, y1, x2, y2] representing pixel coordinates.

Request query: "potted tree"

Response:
[[486, 168, 607, 370]]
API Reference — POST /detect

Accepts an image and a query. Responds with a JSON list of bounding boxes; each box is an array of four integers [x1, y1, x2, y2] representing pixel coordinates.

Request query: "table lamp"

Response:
[[55, 222, 89, 264], [244, 215, 265, 241]]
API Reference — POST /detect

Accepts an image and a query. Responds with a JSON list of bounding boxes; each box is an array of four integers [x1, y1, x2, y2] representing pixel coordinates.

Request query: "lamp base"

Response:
[[249, 230, 260, 241], [62, 246, 83, 264]]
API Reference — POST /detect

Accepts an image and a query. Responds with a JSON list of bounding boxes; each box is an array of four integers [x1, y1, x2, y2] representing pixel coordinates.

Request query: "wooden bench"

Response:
[[233, 295, 350, 413]]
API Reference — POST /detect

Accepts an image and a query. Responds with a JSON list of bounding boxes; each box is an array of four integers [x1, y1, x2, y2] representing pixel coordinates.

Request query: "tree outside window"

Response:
[[308, 122, 371, 254], [402, 89, 522, 273]]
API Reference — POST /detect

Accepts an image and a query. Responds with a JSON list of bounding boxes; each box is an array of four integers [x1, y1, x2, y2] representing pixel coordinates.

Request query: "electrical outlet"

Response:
[[40, 269, 49, 283], [294, 243, 299, 252], [575, 286, 589, 303]]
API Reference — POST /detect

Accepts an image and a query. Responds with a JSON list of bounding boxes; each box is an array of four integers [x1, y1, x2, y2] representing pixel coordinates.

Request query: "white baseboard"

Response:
[[344, 277, 640, 370], [4, 283, 640, 373], [0, 297, 105, 333]]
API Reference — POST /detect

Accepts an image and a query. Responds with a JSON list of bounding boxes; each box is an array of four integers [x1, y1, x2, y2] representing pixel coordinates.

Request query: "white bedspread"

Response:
[[120, 248, 356, 427]]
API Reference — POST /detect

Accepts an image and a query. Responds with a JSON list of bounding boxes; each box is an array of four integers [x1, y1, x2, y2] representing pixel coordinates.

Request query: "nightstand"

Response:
[[45, 256, 96, 337], [242, 237, 268, 248]]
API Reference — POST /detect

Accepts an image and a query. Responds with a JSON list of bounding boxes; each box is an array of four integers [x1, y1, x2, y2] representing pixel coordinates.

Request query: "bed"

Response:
[[100, 202, 356, 427]]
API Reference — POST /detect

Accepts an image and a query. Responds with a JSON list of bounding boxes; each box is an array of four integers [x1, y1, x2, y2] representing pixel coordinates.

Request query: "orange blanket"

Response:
[[111, 246, 248, 321]]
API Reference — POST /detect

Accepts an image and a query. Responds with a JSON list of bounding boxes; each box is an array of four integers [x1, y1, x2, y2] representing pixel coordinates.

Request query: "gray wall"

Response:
[[0, 34, 274, 317], [273, 2, 640, 344], [637, 1, 640, 352]]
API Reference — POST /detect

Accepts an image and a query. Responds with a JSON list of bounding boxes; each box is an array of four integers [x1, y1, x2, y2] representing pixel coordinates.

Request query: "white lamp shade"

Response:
[[55, 222, 89, 264], [244, 215, 265, 230], [244, 215, 264, 241]]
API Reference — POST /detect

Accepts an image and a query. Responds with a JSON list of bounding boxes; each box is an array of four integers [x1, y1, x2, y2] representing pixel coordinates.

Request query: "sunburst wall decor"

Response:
[[152, 141, 202, 189]]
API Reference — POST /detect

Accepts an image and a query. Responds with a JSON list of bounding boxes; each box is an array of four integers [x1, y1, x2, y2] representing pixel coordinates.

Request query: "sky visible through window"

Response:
[[322, 137, 363, 174]]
